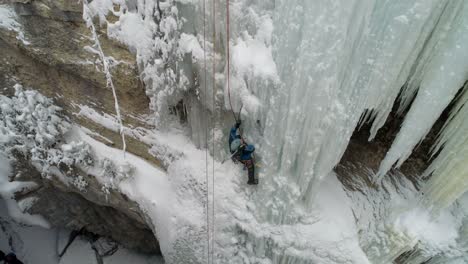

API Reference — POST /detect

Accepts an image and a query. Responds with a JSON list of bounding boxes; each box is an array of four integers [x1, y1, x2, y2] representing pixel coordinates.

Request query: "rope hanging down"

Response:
[[202, 0, 211, 264], [205, 1, 235, 262], [211, 0, 216, 261], [226, 0, 242, 124]]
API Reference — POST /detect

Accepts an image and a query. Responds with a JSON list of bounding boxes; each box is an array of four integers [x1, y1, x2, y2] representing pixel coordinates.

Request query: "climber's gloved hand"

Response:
[[239, 144, 246, 151], [235, 120, 241, 128]]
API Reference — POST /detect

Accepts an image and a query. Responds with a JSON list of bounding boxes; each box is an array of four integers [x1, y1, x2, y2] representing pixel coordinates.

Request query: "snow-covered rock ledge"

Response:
[[0, 85, 162, 253], [0, 0, 152, 161], [0, 0, 170, 253]]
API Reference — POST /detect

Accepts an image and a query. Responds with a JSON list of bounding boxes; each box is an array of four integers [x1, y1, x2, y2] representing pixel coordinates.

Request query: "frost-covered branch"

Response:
[[101, 0, 187, 126], [143, 1, 187, 125], [82, 0, 127, 154], [0, 85, 93, 177]]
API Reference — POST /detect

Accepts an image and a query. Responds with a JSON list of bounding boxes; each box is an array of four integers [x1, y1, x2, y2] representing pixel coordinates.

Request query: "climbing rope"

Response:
[[226, 0, 238, 124], [205, 1, 238, 262], [202, 0, 210, 263], [210, 0, 216, 262], [226, 0, 247, 148]]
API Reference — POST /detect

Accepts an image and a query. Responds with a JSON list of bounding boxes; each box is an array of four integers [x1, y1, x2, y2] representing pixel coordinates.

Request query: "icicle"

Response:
[[397, 0, 465, 115], [377, 1, 468, 179], [253, 0, 457, 216], [422, 84, 468, 211], [82, 0, 126, 155]]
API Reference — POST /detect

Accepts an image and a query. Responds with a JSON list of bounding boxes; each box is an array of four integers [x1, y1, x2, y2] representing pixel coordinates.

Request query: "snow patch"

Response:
[[0, 4, 30, 45], [0, 154, 50, 229], [0, 5, 19, 31], [74, 104, 120, 132], [393, 208, 460, 252], [179, 33, 204, 61], [232, 21, 277, 80]]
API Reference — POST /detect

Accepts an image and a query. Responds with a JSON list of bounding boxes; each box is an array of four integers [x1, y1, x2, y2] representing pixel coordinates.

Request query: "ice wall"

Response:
[[422, 84, 468, 210], [421, 194, 468, 264], [225, 0, 468, 262], [378, 0, 468, 178], [82, 0, 468, 263], [250, 0, 468, 222]]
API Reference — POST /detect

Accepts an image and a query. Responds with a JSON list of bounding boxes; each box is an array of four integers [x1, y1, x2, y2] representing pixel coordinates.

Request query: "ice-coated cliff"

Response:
[[0, 0, 467, 263]]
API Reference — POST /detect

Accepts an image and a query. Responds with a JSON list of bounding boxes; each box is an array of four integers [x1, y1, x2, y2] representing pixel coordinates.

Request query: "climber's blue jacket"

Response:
[[229, 126, 240, 146], [240, 144, 255, 160], [229, 123, 255, 159]]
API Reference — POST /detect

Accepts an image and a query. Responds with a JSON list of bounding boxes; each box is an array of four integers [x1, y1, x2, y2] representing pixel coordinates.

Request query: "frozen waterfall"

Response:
[[83, 0, 467, 263]]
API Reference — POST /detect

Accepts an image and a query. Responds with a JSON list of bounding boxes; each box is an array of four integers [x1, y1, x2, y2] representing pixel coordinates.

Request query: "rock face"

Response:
[[0, 0, 151, 146], [0, 0, 160, 254], [13, 157, 159, 253]]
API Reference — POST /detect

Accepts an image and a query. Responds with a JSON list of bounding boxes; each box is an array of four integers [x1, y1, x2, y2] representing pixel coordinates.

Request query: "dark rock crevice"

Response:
[[336, 84, 465, 190]]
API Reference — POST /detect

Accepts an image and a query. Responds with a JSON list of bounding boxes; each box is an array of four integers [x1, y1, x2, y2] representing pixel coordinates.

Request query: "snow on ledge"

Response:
[[0, 154, 51, 229], [0, 4, 31, 45]]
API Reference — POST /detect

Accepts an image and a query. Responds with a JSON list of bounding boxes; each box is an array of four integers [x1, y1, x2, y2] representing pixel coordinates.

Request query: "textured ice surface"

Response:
[[378, 0, 468, 178], [345, 168, 467, 264], [2, 0, 468, 263], [80, 0, 468, 263], [422, 84, 468, 211]]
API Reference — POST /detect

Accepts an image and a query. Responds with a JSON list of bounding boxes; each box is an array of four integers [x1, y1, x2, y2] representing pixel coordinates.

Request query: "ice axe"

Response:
[[221, 148, 241, 164]]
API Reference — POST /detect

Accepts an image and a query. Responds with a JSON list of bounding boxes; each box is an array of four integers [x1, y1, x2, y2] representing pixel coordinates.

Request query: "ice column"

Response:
[[378, 0, 468, 179], [422, 84, 468, 210], [254, 0, 455, 219]]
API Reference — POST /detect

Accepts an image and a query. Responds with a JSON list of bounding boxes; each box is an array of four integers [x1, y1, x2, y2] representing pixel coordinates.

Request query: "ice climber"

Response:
[[229, 121, 258, 185]]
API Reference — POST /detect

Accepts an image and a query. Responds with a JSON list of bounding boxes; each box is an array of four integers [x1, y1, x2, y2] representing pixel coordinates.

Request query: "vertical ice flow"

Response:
[[78, 0, 468, 262], [378, 0, 468, 179], [253, 0, 461, 218], [422, 84, 468, 211]]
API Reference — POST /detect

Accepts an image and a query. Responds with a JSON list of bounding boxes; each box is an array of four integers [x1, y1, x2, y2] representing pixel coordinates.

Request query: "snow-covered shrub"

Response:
[[99, 158, 134, 188], [60, 141, 93, 167], [148, 4, 186, 101], [115, 163, 134, 182], [0, 84, 68, 150], [101, 0, 188, 125], [72, 175, 89, 192], [99, 158, 134, 199], [138, 3, 189, 125], [0, 84, 93, 176], [101, 183, 111, 201]]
